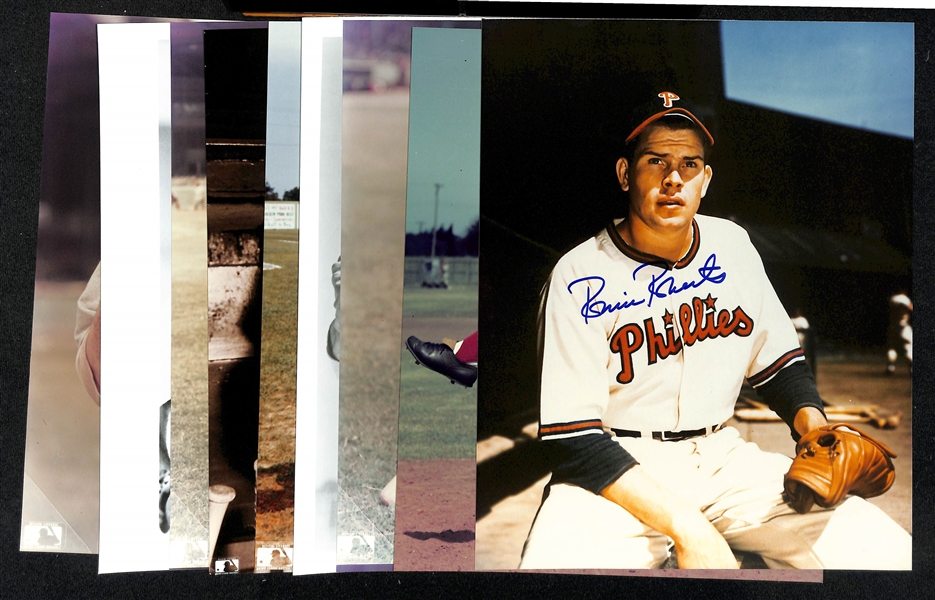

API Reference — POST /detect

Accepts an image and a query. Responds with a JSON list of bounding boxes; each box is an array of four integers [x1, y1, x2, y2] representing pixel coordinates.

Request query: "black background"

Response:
[[2, 2, 931, 598]]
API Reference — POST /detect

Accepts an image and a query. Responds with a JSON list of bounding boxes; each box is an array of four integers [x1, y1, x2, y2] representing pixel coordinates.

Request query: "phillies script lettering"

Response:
[[609, 296, 754, 384], [568, 253, 727, 324]]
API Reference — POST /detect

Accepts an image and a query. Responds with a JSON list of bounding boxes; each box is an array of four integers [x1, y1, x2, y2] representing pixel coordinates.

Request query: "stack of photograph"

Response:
[[18, 11, 915, 582]]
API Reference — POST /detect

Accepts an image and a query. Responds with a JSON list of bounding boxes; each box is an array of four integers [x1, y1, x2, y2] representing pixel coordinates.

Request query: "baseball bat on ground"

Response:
[[208, 484, 236, 562], [380, 475, 397, 507]]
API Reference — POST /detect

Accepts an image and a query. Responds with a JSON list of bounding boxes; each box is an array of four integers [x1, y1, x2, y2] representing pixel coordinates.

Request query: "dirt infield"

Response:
[[395, 307, 478, 571], [394, 459, 476, 571], [255, 463, 295, 544]]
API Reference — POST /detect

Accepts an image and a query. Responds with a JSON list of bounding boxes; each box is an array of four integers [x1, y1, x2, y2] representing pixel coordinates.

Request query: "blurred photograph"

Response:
[[291, 17, 343, 575], [255, 20, 303, 570], [203, 26, 269, 574], [21, 13, 162, 556], [394, 25, 481, 572], [96, 20, 172, 572], [168, 19, 268, 570], [337, 19, 480, 570], [337, 19, 414, 568]]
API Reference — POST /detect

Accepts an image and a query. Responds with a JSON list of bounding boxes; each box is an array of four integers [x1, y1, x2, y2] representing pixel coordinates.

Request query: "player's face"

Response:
[[616, 125, 712, 237]]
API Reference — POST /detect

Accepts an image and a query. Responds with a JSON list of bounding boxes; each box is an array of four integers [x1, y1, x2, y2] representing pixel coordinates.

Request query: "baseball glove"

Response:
[[783, 423, 897, 514]]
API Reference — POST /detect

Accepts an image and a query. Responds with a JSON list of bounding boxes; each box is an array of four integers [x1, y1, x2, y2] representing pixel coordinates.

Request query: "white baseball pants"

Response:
[[519, 426, 911, 570]]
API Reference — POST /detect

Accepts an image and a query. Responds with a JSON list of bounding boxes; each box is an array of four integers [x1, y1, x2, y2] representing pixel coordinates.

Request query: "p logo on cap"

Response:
[[658, 91, 680, 108], [624, 91, 714, 146]]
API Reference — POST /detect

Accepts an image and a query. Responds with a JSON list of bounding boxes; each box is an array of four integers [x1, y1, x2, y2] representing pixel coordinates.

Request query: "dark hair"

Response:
[[622, 116, 712, 166]]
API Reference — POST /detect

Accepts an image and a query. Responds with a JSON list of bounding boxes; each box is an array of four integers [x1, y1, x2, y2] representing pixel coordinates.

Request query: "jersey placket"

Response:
[[666, 279, 688, 431], [666, 226, 697, 433]]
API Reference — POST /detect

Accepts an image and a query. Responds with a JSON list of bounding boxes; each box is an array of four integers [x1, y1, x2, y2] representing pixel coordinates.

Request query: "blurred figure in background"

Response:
[[790, 308, 817, 383], [886, 291, 912, 375]]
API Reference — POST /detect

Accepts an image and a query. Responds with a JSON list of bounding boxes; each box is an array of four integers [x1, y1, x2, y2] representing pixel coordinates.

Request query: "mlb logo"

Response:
[[337, 535, 375, 563], [213, 557, 240, 574], [22, 523, 64, 550], [255, 545, 293, 573]]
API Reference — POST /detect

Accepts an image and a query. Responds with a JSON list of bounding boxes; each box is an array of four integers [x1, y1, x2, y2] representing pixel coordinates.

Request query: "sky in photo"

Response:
[[405, 27, 482, 236], [721, 20, 913, 139], [266, 22, 302, 194]]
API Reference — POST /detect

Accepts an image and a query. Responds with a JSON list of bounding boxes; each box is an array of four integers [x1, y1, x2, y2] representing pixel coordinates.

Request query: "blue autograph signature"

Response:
[[568, 253, 726, 323], [568, 276, 644, 323]]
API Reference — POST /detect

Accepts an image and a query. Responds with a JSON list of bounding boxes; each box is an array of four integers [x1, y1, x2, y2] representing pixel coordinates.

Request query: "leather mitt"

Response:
[[783, 423, 896, 514]]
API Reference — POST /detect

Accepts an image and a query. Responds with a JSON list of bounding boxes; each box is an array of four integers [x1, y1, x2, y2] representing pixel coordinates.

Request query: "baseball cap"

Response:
[[625, 91, 714, 146]]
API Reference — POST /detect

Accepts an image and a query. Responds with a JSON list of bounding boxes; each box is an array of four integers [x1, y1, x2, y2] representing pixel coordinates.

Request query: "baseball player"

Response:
[[885, 291, 912, 374], [327, 257, 341, 361], [75, 262, 102, 405], [74, 262, 172, 533], [519, 92, 911, 569]]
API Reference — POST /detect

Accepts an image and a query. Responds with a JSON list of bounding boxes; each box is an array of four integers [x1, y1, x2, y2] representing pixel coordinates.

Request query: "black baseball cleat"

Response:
[[406, 335, 477, 388]]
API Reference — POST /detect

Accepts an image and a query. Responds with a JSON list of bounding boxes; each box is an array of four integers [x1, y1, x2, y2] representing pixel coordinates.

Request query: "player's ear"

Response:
[[616, 157, 629, 191], [700, 164, 713, 198]]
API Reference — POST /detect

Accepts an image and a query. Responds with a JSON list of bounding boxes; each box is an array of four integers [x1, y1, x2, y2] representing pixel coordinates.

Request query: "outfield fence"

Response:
[[404, 256, 478, 286]]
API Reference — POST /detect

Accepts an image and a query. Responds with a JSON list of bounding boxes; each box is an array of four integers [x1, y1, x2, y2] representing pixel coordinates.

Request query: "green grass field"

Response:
[[171, 207, 210, 532], [255, 228, 300, 543], [398, 284, 478, 461], [401, 285, 480, 319], [257, 229, 300, 469], [397, 348, 477, 460]]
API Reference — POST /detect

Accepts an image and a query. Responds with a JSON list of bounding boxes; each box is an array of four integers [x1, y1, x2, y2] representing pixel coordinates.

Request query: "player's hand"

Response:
[[671, 520, 739, 569], [793, 406, 829, 438], [331, 257, 341, 289], [331, 257, 341, 308]]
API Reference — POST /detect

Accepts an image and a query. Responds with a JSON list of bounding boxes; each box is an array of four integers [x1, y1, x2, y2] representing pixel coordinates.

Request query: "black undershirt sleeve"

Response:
[[542, 361, 823, 494], [541, 432, 639, 495], [754, 360, 826, 441]]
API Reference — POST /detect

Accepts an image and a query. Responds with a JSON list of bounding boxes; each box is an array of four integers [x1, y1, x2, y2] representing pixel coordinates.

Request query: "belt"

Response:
[[611, 423, 723, 442]]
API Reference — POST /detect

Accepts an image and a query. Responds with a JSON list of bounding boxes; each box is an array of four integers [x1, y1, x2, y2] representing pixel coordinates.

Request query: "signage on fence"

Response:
[[265, 202, 298, 229]]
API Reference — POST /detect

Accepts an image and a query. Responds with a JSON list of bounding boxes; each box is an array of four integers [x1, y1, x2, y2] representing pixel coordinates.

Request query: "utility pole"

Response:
[[430, 183, 442, 259]]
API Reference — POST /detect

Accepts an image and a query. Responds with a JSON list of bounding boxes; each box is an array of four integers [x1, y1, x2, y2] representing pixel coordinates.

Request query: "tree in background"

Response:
[[282, 187, 300, 202], [264, 182, 279, 201], [404, 219, 479, 257]]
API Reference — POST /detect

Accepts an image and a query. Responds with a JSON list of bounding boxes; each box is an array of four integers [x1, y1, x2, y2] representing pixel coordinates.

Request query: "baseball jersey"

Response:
[[539, 214, 803, 444]]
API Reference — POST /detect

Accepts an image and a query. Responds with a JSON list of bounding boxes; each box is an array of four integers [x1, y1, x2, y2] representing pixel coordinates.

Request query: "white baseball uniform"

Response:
[[887, 292, 912, 367], [520, 215, 911, 569], [75, 262, 102, 405]]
